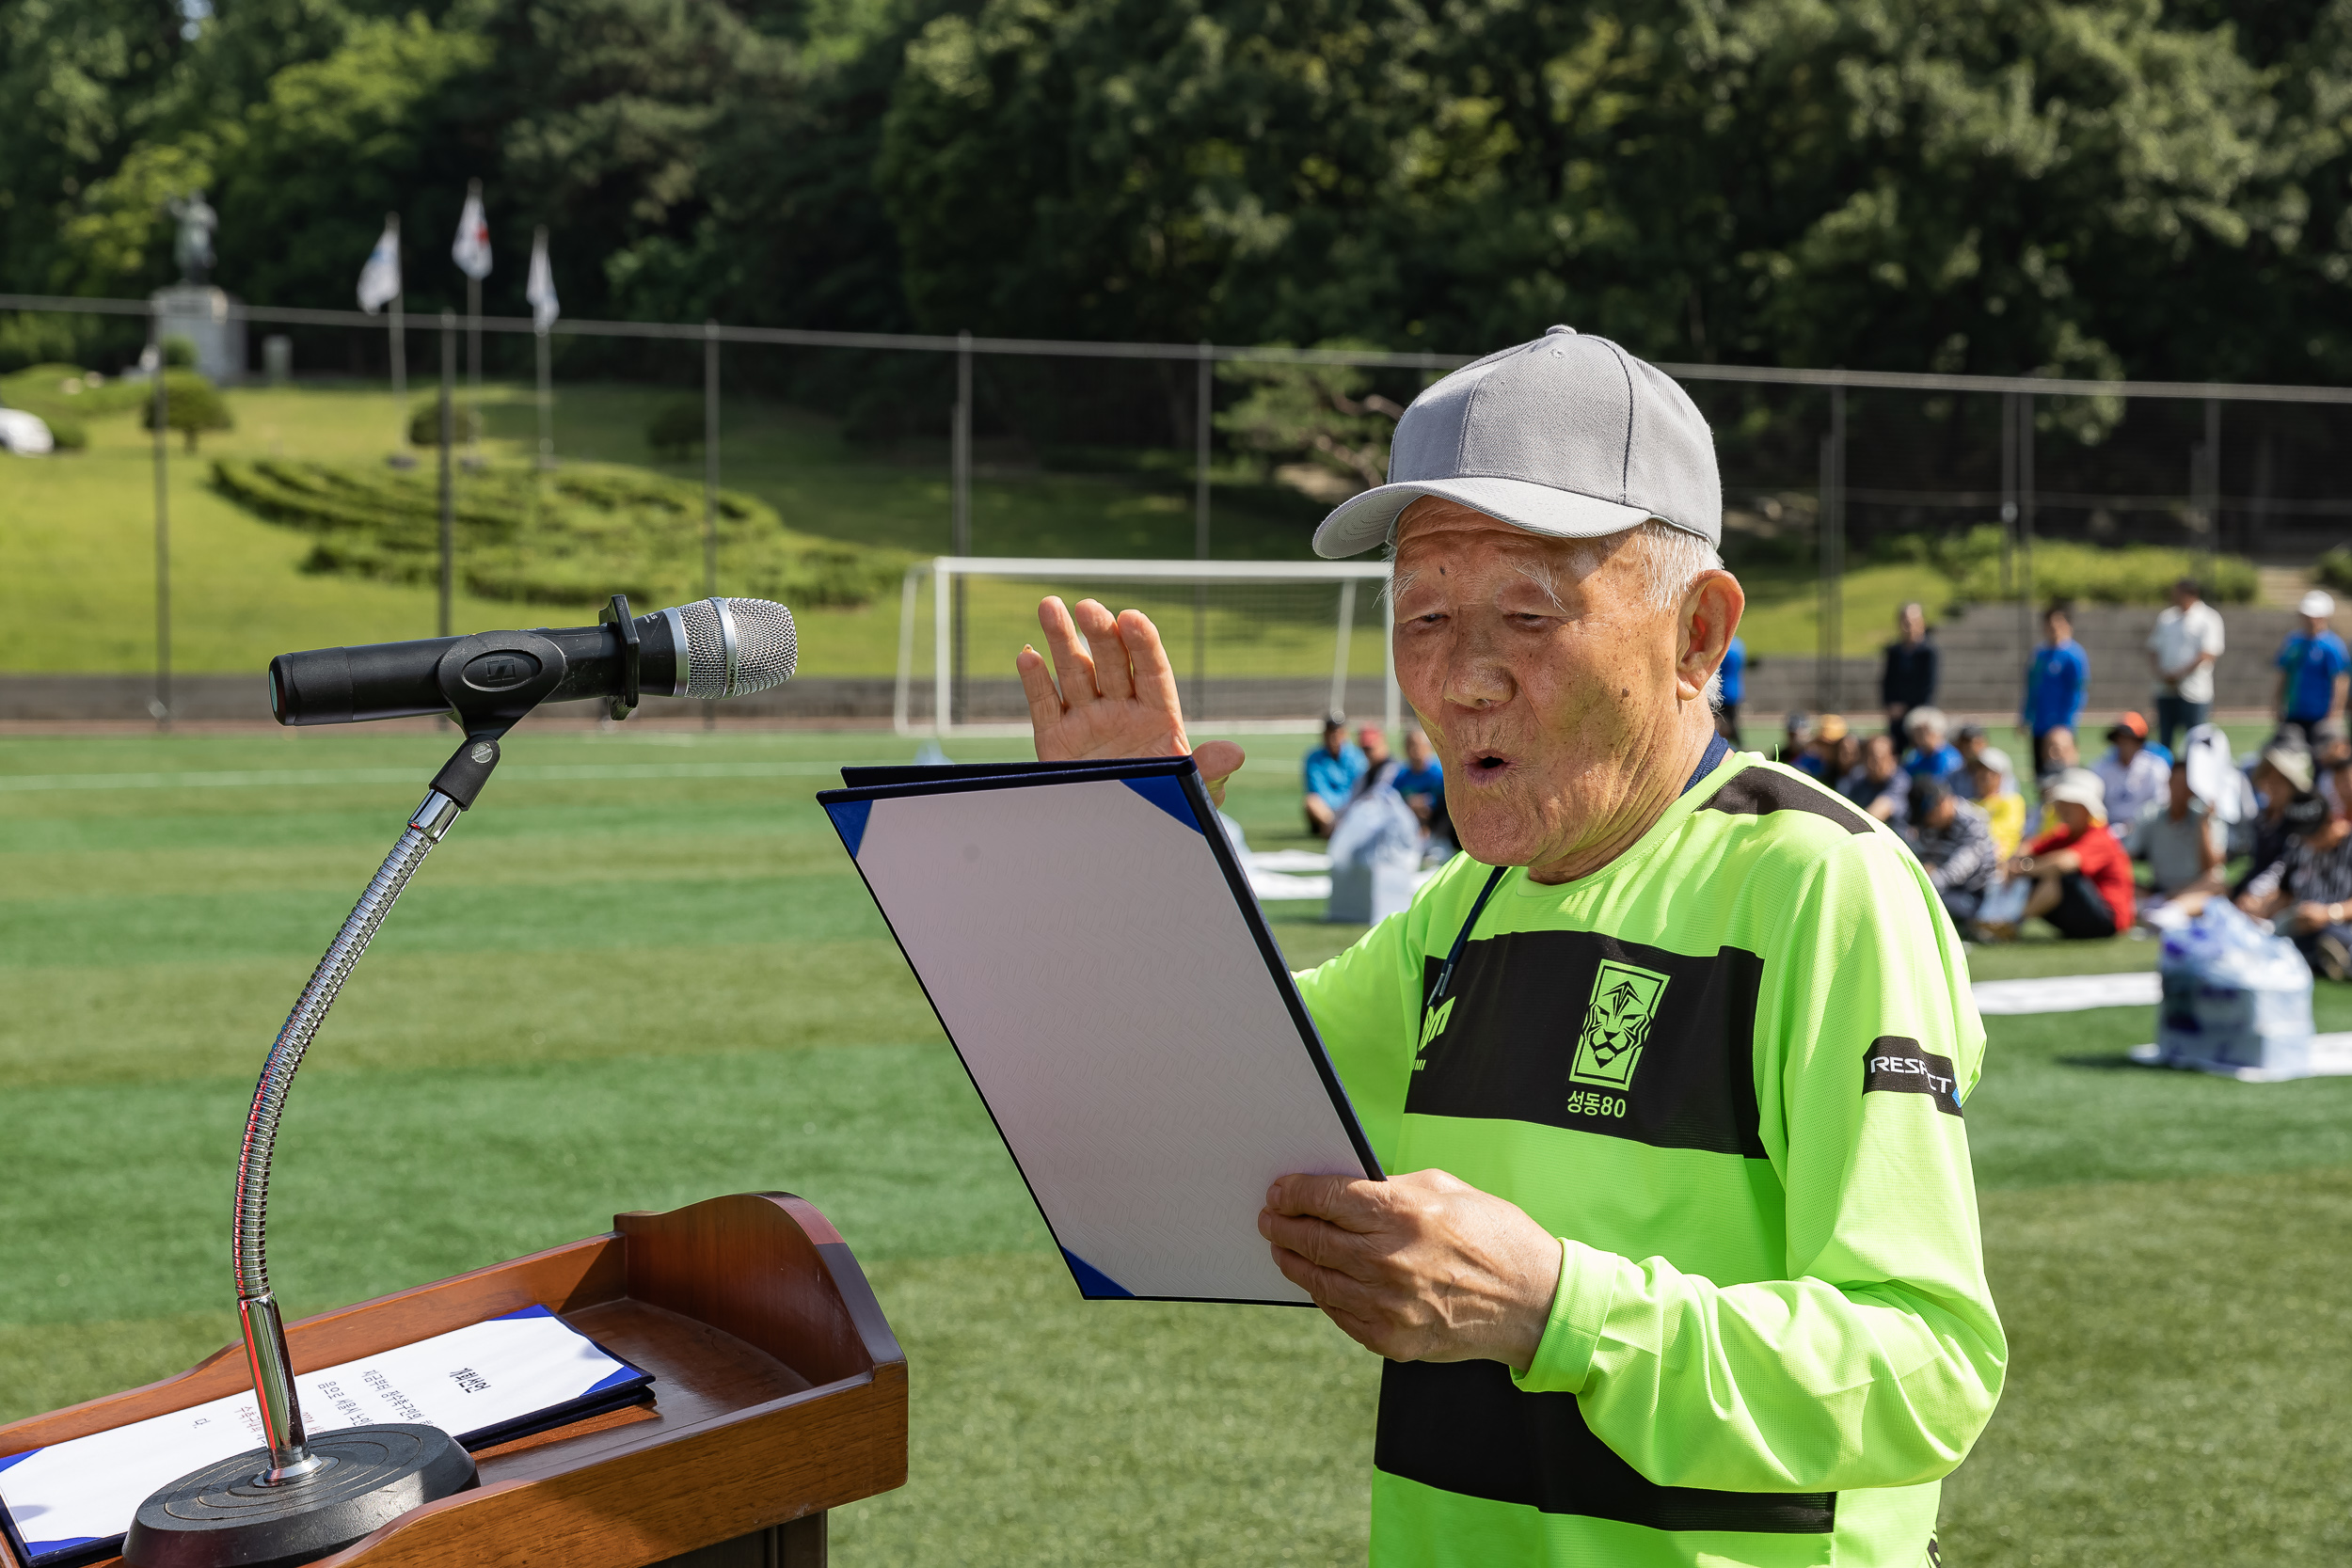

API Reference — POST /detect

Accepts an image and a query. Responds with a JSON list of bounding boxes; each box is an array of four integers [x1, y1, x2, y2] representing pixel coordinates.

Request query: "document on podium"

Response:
[[0, 1306, 652, 1568], [820, 754, 1382, 1306]]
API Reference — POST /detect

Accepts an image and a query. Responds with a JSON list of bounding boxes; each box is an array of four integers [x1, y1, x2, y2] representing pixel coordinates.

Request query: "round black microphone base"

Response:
[[122, 1424, 477, 1568]]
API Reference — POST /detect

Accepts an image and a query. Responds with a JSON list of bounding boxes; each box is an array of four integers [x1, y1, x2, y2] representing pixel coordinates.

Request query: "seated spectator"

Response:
[[1781, 711, 1818, 773], [1905, 775, 1998, 926], [2237, 800, 2352, 980], [2127, 761, 2225, 923], [1301, 713, 1366, 838], [1353, 723, 1399, 798], [2093, 712, 2169, 830], [1392, 725, 1445, 825], [2025, 723, 2081, 838], [1901, 706, 1965, 782], [1807, 714, 1851, 781], [1965, 754, 2026, 860], [2233, 745, 2319, 896], [1999, 768, 2135, 940], [2314, 719, 2350, 817], [1953, 721, 2017, 800], [1839, 732, 1909, 826]]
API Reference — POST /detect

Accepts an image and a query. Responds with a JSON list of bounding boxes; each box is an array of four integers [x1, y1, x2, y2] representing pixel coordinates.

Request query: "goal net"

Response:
[[894, 556, 1402, 739]]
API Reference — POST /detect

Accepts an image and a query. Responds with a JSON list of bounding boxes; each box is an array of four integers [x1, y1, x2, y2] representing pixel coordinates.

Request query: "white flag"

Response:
[[451, 184, 492, 280], [525, 227, 559, 332], [357, 219, 401, 313]]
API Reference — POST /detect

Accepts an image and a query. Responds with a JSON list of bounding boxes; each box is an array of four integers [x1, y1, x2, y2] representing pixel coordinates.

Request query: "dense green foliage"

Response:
[[405, 397, 483, 446], [7, 0, 2352, 392], [212, 454, 909, 607], [645, 396, 707, 458]]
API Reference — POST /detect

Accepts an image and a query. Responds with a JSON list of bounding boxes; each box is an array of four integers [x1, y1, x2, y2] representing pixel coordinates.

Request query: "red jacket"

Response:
[[2027, 821, 2136, 929]]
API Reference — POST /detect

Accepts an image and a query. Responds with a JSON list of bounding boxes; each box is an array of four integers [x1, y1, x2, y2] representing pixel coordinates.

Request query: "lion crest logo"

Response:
[[1570, 961, 1669, 1090]]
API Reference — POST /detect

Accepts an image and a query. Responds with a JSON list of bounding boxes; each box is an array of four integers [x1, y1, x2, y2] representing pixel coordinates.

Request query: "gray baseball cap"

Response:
[[1312, 325, 1722, 559]]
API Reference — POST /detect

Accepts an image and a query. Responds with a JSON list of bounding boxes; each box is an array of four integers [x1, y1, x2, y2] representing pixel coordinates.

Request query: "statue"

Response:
[[166, 190, 218, 286]]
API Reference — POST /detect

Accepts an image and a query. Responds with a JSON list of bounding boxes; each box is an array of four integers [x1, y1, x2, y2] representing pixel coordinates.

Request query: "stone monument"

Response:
[[150, 190, 246, 384]]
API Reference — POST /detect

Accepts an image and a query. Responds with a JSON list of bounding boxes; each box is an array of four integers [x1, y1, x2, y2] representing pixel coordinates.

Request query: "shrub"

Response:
[[161, 336, 197, 370], [406, 399, 484, 447], [646, 398, 706, 459], [211, 456, 908, 610], [138, 372, 232, 452], [1894, 524, 2256, 607], [2315, 548, 2352, 596]]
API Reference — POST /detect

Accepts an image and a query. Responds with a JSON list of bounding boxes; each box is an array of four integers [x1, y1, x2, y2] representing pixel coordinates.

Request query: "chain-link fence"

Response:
[[4, 291, 2348, 727]]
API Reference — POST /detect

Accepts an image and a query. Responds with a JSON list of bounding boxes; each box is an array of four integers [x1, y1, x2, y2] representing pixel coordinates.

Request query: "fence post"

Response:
[[149, 303, 171, 730], [703, 320, 721, 598], [2198, 397, 2221, 566], [438, 309, 455, 639], [2004, 391, 2026, 719], [951, 329, 972, 724], [1816, 386, 1845, 712], [1194, 341, 1212, 718], [2018, 393, 2036, 641], [535, 314, 554, 469]]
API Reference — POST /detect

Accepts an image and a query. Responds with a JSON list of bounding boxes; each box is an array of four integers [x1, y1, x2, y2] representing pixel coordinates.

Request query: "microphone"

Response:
[[267, 595, 798, 725]]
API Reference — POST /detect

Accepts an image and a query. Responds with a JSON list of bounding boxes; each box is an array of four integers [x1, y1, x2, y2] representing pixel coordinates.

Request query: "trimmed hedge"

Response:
[[1893, 525, 2258, 607], [212, 456, 907, 610]]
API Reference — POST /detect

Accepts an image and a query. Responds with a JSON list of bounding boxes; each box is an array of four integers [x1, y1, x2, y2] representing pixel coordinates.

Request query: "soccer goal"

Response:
[[893, 556, 1403, 739]]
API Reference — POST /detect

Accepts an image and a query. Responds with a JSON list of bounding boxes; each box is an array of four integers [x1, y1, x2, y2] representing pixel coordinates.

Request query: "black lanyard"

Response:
[[1420, 732, 1731, 1028]]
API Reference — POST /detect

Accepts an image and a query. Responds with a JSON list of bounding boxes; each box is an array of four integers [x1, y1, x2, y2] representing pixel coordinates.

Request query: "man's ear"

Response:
[[1676, 570, 1744, 703]]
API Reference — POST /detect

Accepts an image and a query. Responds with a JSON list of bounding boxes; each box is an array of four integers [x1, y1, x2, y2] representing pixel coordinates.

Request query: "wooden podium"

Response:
[[0, 1194, 907, 1568]]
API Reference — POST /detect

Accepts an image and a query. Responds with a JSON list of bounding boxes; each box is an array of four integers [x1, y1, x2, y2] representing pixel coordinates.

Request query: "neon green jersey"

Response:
[[1295, 752, 2004, 1568]]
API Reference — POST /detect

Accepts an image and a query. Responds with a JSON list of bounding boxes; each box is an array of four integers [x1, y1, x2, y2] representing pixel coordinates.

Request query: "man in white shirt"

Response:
[[2147, 577, 2226, 752], [2092, 711, 2169, 832]]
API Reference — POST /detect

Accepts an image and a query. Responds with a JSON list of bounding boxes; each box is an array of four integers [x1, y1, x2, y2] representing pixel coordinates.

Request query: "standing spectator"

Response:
[[2005, 768, 2135, 940], [1716, 633, 1747, 741], [2147, 576, 2226, 752], [1964, 754, 2026, 860], [2273, 589, 2349, 749], [1781, 711, 1819, 773], [1839, 732, 1909, 825], [1882, 601, 1938, 736], [2021, 606, 2090, 776], [1900, 707, 1964, 782], [1301, 713, 1366, 837], [1905, 775, 1999, 926], [2127, 760, 2226, 922], [1952, 721, 2016, 800], [2237, 801, 2352, 980], [2092, 712, 2169, 831]]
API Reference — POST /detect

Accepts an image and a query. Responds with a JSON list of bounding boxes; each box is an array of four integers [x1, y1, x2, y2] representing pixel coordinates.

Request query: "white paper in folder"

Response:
[[821, 757, 1382, 1305]]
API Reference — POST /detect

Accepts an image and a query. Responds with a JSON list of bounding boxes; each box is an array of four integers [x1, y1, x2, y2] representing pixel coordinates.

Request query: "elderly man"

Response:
[[1014, 327, 2001, 1568]]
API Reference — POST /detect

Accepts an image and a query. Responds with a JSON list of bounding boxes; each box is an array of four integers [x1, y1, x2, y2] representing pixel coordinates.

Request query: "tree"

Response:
[[1216, 346, 1405, 494], [142, 370, 232, 451]]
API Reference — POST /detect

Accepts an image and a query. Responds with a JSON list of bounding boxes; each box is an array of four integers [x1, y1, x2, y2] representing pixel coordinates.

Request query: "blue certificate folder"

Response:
[[819, 755, 1382, 1307]]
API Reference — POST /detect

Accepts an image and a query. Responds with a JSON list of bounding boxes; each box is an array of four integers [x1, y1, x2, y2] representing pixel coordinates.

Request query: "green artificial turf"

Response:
[[4, 727, 2349, 1567]]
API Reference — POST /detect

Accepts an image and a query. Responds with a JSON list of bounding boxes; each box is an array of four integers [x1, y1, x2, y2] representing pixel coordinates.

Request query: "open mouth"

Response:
[[1461, 751, 1515, 783]]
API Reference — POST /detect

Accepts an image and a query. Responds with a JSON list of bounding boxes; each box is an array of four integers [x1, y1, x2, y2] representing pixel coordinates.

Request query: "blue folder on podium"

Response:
[[819, 756, 1382, 1306]]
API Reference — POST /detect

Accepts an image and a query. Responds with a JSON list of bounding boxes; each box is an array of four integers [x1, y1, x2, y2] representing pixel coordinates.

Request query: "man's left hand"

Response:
[[1259, 1170, 1564, 1373]]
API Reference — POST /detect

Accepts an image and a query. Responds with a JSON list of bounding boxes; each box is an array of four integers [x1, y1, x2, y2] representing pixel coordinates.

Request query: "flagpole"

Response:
[[532, 225, 553, 469], [463, 178, 484, 463], [386, 214, 405, 399]]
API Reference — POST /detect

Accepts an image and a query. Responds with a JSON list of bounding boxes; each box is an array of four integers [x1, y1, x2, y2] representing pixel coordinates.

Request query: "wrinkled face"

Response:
[[1389, 500, 1716, 874]]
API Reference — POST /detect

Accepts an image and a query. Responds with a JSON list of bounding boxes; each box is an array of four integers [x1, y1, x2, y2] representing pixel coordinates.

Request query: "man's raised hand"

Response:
[[1016, 595, 1244, 804]]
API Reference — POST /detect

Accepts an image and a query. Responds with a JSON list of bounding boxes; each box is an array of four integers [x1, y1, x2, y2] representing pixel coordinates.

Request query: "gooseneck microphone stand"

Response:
[[124, 602, 642, 1568]]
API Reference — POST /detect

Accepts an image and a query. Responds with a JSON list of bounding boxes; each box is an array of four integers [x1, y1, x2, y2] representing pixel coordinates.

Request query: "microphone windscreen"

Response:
[[669, 597, 798, 698]]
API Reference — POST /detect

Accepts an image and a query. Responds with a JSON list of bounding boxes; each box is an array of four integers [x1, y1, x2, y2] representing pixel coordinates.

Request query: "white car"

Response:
[[0, 408, 55, 455]]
